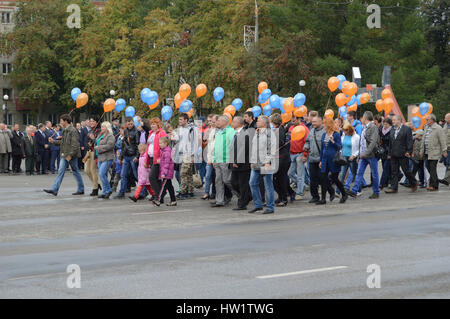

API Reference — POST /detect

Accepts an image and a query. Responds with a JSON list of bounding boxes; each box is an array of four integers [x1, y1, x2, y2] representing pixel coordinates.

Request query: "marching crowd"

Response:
[[0, 110, 449, 214]]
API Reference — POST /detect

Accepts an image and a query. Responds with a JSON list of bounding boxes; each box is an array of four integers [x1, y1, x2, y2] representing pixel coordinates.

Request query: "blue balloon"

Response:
[[232, 98, 243, 111], [279, 97, 287, 113], [133, 116, 141, 128], [115, 98, 126, 112], [161, 105, 173, 121], [213, 87, 224, 102], [293, 93, 306, 107], [261, 89, 272, 102], [339, 106, 347, 116], [258, 94, 265, 105], [269, 95, 281, 109], [125, 106, 135, 118], [412, 116, 422, 129], [419, 102, 429, 116], [263, 104, 272, 116], [147, 91, 158, 105], [180, 99, 193, 113], [347, 95, 356, 106], [140, 88, 151, 100], [356, 94, 362, 106], [252, 106, 261, 118], [71, 88, 81, 101], [337, 74, 346, 90]]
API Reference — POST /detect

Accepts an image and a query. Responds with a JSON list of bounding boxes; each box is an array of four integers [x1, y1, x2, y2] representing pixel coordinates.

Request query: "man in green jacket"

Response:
[[44, 114, 85, 196], [211, 115, 235, 207]]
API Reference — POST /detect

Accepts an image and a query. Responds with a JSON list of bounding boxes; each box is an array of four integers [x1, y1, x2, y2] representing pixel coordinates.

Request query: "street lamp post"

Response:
[[299, 80, 306, 93], [2, 95, 9, 125]]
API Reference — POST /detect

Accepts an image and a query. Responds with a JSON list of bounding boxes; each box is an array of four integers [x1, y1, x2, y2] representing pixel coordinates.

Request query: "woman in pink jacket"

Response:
[[145, 118, 167, 200], [153, 137, 176, 207]]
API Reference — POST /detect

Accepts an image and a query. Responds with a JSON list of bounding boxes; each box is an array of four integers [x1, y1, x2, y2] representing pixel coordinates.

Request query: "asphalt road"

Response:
[[0, 168, 449, 298]]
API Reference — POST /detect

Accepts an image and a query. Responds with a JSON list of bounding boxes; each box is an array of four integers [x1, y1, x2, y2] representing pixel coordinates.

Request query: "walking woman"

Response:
[[94, 122, 116, 199], [317, 118, 347, 205], [379, 117, 393, 189], [338, 123, 359, 193], [146, 118, 167, 201]]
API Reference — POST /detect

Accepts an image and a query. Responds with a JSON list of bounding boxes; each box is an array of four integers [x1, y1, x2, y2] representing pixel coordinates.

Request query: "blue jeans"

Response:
[[196, 161, 206, 184], [204, 164, 216, 196], [50, 149, 60, 173], [288, 153, 306, 195], [379, 158, 391, 187], [119, 156, 138, 195], [352, 157, 380, 195], [249, 169, 274, 211], [98, 160, 112, 195], [51, 157, 84, 193], [338, 156, 358, 193]]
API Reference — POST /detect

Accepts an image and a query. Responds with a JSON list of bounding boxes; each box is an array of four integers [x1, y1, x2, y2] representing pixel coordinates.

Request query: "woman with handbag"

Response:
[[317, 118, 348, 205]]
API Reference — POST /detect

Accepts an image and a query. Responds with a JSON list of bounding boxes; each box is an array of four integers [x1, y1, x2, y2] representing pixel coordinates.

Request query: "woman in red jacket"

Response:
[[145, 118, 167, 201]]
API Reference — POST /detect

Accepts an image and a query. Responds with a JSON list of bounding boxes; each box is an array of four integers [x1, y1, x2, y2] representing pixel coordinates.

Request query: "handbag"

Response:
[[192, 164, 203, 188], [333, 150, 348, 166], [374, 145, 385, 159]]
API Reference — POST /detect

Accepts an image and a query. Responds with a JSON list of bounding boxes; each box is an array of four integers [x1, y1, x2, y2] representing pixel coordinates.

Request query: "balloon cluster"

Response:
[[173, 83, 207, 120], [71, 88, 88, 109], [140, 88, 159, 111], [375, 89, 395, 115], [328, 75, 369, 120], [411, 102, 433, 130]]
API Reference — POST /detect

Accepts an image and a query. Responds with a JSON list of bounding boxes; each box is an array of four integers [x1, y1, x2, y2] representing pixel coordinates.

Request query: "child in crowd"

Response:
[[153, 136, 177, 207], [129, 144, 155, 202]]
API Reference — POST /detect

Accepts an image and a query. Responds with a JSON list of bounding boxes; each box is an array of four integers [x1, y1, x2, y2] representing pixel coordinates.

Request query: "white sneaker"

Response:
[[295, 194, 304, 200], [357, 192, 362, 196]]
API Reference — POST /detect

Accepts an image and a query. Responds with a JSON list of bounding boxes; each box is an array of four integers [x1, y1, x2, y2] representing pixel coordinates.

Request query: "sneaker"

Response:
[[346, 190, 357, 198], [295, 194, 304, 200], [357, 192, 362, 197]]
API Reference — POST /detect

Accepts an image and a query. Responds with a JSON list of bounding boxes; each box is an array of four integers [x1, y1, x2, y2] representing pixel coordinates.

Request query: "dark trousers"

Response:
[[273, 160, 290, 203], [12, 155, 22, 172], [310, 162, 334, 200], [149, 163, 162, 197], [391, 156, 417, 190], [425, 157, 439, 189], [37, 149, 49, 173], [25, 156, 35, 174], [158, 178, 176, 202], [412, 160, 425, 185], [231, 169, 251, 208], [320, 169, 345, 201]]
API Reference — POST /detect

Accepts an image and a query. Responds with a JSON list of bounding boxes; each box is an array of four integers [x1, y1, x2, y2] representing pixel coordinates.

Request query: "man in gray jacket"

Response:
[[347, 111, 380, 199], [0, 123, 12, 173]]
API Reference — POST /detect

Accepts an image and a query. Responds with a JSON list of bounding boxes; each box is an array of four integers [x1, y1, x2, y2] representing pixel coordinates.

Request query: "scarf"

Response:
[[382, 126, 392, 136]]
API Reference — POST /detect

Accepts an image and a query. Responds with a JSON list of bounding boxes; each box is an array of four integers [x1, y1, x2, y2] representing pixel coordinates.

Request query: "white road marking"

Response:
[[256, 266, 348, 279]]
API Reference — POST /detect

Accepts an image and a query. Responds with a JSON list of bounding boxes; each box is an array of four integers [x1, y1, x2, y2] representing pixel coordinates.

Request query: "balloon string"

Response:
[[326, 92, 332, 110], [68, 108, 76, 115], [92, 112, 106, 131]]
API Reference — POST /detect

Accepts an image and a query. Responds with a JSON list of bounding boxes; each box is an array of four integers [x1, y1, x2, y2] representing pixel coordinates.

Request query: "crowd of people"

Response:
[[0, 110, 449, 214]]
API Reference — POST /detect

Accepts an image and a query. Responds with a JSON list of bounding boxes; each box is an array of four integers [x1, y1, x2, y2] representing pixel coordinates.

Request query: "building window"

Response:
[[23, 113, 34, 126], [3, 113, 13, 125], [1, 12, 11, 24], [2, 63, 12, 75]]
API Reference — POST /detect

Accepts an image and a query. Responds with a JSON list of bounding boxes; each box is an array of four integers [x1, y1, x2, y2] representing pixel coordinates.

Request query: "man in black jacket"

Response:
[[114, 118, 140, 199], [35, 123, 50, 174], [11, 124, 25, 173], [229, 116, 253, 210], [385, 115, 417, 193]]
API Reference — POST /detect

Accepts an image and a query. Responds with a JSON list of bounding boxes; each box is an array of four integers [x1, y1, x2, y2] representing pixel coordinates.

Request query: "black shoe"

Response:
[[248, 208, 263, 214], [98, 184, 102, 191], [339, 193, 348, 203], [43, 189, 57, 196], [128, 196, 138, 202], [104, 192, 112, 199], [176, 193, 187, 200], [114, 194, 125, 199], [315, 200, 326, 205], [330, 193, 335, 202], [98, 194, 105, 199], [362, 183, 372, 189], [439, 179, 449, 186], [369, 193, 379, 199], [72, 191, 84, 195], [346, 190, 357, 198], [210, 195, 216, 200], [211, 203, 224, 207], [232, 207, 247, 211], [308, 198, 319, 204], [262, 210, 274, 214]]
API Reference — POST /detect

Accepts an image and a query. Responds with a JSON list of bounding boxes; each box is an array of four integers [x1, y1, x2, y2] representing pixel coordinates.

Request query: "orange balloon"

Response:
[[384, 98, 394, 114], [174, 93, 183, 109], [196, 84, 207, 98], [360, 92, 370, 104], [347, 104, 357, 112], [186, 108, 194, 118], [103, 98, 115, 113], [381, 88, 391, 100], [281, 112, 292, 124], [148, 99, 159, 110], [76, 93, 88, 108], [324, 109, 334, 119], [223, 112, 232, 125], [328, 77, 339, 92], [341, 81, 351, 94], [293, 105, 308, 118], [258, 81, 268, 94], [335, 93, 347, 107], [224, 105, 236, 116], [291, 125, 306, 141], [411, 106, 420, 118], [261, 100, 270, 107], [348, 82, 358, 96], [283, 97, 295, 113], [179, 84, 191, 100], [426, 103, 433, 116], [375, 99, 384, 113]]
